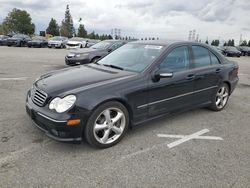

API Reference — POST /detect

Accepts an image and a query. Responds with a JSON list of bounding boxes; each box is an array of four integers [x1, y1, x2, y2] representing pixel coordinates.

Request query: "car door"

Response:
[[147, 45, 196, 117], [191, 45, 222, 105]]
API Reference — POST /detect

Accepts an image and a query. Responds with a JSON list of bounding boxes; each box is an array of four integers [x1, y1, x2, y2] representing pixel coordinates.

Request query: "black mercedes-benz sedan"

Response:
[[26, 41, 239, 148], [65, 40, 126, 66], [27, 36, 48, 48]]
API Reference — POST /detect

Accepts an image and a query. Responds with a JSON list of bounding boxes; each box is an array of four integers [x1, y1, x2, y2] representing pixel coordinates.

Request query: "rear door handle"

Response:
[[186, 74, 195, 80], [215, 68, 221, 73]]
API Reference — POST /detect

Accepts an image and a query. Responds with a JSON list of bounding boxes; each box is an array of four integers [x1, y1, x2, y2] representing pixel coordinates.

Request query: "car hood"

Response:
[[35, 64, 136, 96], [67, 41, 83, 45], [48, 40, 62, 43], [8, 37, 22, 41], [70, 48, 98, 54]]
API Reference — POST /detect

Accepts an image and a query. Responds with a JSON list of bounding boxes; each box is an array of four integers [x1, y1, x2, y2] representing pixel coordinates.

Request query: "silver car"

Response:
[[65, 37, 88, 49], [48, 36, 68, 49]]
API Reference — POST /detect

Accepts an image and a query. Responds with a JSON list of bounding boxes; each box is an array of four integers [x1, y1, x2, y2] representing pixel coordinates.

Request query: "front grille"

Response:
[[67, 43, 79, 47], [31, 87, 48, 107]]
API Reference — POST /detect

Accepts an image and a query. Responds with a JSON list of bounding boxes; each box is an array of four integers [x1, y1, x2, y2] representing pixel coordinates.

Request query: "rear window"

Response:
[[192, 46, 211, 68]]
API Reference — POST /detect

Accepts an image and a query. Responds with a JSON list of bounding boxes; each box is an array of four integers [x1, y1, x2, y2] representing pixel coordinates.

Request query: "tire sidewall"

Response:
[[210, 83, 229, 111], [84, 101, 129, 148]]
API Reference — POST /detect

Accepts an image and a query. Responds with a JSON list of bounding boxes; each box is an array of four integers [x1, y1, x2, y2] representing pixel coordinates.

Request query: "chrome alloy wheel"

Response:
[[93, 108, 126, 144], [215, 86, 229, 109]]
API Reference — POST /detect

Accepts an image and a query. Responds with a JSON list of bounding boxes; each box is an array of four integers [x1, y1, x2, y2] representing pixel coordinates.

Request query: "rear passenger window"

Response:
[[192, 46, 211, 67], [210, 53, 220, 65], [160, 46, 189, 72]]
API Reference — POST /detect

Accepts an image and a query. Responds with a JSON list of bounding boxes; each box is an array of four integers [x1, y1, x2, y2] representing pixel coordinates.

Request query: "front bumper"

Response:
[[48, 43, 62, 48], [7, 40, 20, 46], [26, 91, 86, 142], [65, 56, 90, 66]]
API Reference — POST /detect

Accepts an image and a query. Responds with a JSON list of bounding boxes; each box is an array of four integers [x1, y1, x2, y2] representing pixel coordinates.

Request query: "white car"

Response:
[[48, 36, 68, 48], [66, 37, 88, 49]]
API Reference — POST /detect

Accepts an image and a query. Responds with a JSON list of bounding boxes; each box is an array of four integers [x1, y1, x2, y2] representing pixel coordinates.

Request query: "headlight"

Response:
[[49, 95, 76, 113], [76, 53, 88, 58]]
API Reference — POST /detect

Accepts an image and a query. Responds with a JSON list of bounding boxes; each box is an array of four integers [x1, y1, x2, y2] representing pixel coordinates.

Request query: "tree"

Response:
[[95, 33, 99, 39], [216, 40, 220, 46], [211, 40, 215, 46], [60, 5, 75, 37], [205, 40, 208, 44], [46, 18, 60, 36], [228, 39, 232, 46], [108, 35, 113, 39], [248, 40, 250, 47], [88, 31, 96, 39], [223, 42, 227, 46], [240, 40, 247, 46], [231, 39, 235, 46], [0, 24, 3, 35], [2, 8, 35, 35], [77, 24, 87, 38]]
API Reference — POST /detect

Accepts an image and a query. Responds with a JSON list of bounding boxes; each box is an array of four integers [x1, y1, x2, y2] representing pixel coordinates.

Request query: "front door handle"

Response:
[[186, 74, 195, 80], [215, 68, 221, 73]]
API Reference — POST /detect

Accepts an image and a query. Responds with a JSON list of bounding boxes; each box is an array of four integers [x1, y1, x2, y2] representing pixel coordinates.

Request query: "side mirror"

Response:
[[152, 69, 173, 82]]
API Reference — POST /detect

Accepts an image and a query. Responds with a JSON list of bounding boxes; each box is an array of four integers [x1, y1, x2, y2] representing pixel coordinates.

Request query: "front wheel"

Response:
[[209, 84, 229, 111], [84, 101, 129, 148]]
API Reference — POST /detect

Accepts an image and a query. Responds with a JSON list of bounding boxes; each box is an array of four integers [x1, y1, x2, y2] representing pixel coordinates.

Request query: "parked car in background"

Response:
[[48, 36, 68, 48], [236, 46, 250, 56], [65, 40, 127, 66], [222, 46, 241, 57], [65, 37, 88, 49], [7, 34, 31, 47], [27, 36, 48, 48], [86, 39, 100, 47], [26, 41, 239, 148], [0, 35, 9, 46]]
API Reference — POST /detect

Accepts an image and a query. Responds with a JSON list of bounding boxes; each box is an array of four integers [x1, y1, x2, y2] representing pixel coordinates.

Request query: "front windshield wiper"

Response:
[[102, 64, 124, 70]]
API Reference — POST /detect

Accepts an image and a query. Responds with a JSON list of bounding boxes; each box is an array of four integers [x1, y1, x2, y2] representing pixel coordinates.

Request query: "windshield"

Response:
[[13, 34, 24, 38], [32, 36, 45, 40], [69, 37, 85, 42], [98, 43, 164, 72], [90, 41, 111, 49], [226, 47, 238, 51], [241, 46, 250, 50]]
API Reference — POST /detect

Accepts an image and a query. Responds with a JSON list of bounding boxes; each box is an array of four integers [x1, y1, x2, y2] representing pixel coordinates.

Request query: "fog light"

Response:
[[67, 119, 81, 126]]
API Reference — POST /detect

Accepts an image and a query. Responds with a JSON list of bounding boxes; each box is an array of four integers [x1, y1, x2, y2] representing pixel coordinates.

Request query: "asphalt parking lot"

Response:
[[0, 46, 250, 188]]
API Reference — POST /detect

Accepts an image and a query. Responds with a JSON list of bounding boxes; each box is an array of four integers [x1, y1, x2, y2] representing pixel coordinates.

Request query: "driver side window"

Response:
[[160, 46, 190, 72]]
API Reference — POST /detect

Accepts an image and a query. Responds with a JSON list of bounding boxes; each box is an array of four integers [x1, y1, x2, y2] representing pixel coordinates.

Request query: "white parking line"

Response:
[[0, 77, 28, 81], [157, 129, 223, 148]]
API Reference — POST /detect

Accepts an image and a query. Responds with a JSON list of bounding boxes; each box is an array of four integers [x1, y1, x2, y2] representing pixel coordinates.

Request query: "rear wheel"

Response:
[[209, 83, 229, 111], [84, 101, 129, 148], [90, 57, 100, 63]]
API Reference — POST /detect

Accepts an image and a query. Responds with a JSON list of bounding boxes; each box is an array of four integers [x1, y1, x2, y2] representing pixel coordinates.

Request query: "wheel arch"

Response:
[[223, 81, 231, 94], [91, 98, 134, 127]]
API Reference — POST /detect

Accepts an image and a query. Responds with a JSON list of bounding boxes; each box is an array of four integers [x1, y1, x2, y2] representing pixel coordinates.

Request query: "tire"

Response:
[[90, 57, 100, 63], [84, 101, 129, 148], [209, 83, 229, 111]]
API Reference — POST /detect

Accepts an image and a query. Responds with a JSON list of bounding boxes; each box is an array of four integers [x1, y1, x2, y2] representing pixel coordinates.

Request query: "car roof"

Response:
[[102, 40, 125, 43], [130, 40, 212, 47]]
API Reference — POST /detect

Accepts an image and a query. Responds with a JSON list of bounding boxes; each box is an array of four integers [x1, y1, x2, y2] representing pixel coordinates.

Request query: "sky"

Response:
[[0, 0, 250, 43]]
